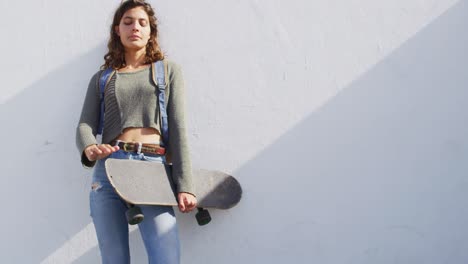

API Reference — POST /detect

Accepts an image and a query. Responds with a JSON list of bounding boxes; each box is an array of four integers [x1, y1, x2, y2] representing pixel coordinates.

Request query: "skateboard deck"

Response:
[[104, 159, 242, 210]]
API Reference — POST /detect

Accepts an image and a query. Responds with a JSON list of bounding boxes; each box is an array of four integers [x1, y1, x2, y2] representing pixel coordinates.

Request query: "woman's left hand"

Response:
[[177, 192, 197, 213]]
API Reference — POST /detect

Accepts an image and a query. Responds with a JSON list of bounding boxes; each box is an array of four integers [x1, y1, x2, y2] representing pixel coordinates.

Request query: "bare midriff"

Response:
[[114, 127, 162, 144]]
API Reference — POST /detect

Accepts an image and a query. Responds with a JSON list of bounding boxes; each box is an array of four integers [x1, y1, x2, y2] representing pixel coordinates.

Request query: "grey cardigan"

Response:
[[75, 60, 194, 195]]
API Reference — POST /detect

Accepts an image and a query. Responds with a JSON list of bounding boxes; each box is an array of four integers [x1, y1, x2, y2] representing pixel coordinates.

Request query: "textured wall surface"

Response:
[[0, 0, 467, 263]]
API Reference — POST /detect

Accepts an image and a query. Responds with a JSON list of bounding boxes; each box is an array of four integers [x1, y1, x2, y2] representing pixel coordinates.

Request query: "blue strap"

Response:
[[155, 61, 169, 146], [98, 68, 114, 135]]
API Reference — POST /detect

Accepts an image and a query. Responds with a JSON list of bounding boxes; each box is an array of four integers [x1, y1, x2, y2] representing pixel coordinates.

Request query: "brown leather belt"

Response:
[[110, 141, 166, 156]]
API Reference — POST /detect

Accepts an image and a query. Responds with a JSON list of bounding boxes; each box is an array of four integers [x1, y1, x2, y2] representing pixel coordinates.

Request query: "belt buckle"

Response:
[[122, 143, 131, 152]]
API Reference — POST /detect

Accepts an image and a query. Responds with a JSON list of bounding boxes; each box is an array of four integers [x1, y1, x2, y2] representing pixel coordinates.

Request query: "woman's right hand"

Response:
[[84, 144, 120, 161]]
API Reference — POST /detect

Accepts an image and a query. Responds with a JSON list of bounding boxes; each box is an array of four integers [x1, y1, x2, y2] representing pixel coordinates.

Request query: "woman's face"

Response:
[[115, 7, 151, 52]]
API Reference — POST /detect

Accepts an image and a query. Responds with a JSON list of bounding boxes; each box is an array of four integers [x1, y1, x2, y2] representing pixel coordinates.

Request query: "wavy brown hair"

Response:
[[102, 0, 164, 69]]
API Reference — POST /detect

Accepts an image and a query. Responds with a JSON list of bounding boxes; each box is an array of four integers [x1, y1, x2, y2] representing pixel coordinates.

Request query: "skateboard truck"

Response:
[[196, 208, 211, 226], [126, 204, 144, 225], [126, 204, 211, 226]]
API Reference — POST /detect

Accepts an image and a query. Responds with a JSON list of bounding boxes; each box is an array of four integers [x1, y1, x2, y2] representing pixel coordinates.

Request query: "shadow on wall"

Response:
[[1, 0, 467, 263], [179, 1, 468, 264]]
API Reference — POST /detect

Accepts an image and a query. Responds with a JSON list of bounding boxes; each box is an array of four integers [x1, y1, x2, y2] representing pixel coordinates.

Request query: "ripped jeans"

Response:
[[90, 150, 180, 264]]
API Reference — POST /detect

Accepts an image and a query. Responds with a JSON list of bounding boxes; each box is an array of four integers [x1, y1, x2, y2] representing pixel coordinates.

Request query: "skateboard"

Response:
[[104, 159, 242, 226]]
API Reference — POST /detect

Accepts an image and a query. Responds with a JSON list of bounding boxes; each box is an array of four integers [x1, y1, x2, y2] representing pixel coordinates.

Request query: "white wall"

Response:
[[1, 0, 467, 263]]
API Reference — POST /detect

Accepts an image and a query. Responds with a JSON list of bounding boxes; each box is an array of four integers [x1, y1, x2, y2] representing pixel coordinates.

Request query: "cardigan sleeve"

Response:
[[75, 71, 101, 168], [166, 61, 195, 195]]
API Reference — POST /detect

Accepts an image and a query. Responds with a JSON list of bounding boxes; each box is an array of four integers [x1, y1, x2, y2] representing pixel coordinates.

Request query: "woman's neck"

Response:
[[124, 48, 148, 70]]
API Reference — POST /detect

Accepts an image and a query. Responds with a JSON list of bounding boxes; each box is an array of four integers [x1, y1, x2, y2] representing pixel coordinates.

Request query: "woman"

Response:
[[75, 1, 197, 263]]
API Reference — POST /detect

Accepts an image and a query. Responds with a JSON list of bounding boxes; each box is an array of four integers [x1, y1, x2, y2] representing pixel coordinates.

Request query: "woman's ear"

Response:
[[114, 25, 120, 36]]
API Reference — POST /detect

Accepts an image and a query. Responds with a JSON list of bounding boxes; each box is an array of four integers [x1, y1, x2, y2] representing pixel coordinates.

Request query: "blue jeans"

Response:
[[90, 150, 180, 264]]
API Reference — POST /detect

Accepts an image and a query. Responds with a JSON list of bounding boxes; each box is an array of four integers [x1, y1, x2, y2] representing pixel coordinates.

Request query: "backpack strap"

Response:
[[152, 60, 169, 146], [97, 68, 115, 135]]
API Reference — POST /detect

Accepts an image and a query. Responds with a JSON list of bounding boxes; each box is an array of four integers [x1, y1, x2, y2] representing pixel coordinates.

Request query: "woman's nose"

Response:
[[131, 23, 140, 31]]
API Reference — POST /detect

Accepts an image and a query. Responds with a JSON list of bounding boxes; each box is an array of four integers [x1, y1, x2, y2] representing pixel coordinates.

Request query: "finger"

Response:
[[185, 199, 196, 211], [186, 205, 195, 212], [184, 197, 192, 212], [94, 146, 103, 155], [179, 202, 186, 212], [100, 144, 119, 155], [87, 145, 98, 152], [88, 145, 101, 154], [103, 144, 118, 152], [178, 194, 186, 212], [186, 199, 194, 207], [98, 144, 113, 154]]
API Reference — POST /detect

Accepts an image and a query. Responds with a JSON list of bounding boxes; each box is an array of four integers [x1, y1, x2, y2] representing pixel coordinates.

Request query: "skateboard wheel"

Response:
[[196, 208, 211, 226], [126, 206, 144, 225]]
